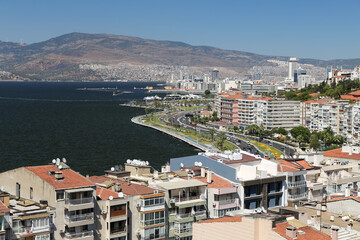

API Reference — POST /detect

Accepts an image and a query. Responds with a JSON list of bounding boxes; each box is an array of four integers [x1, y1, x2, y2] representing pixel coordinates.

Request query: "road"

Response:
[[162, 110, 297, 158]]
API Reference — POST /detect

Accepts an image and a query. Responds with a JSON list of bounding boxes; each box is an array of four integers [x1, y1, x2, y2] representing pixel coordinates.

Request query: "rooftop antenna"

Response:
[[62, 158, 67, 163]]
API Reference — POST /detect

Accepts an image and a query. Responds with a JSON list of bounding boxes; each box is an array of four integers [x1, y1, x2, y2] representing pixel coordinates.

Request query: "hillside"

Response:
[[0, 32, 359, 81]]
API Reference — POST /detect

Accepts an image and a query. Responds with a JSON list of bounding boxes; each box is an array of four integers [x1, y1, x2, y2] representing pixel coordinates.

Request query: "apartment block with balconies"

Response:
[[0, 161, 96, 240], [153, 178, 207, 240]]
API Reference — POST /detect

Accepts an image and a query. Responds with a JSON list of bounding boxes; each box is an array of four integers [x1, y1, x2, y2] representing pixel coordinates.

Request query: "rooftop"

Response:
[[324, 148, 360, 160], [154, 178, 207, 190], [25, 165, 95, 190], [194, 173, 234, 189], [273, 222, 331, 240], [278, 159, 314, 173], [96, 186, 125, 200], [89, 176, 160, 196]]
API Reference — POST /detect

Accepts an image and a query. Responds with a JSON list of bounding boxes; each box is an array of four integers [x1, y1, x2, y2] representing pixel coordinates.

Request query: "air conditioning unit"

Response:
[[213, 202, 216, 207], [101, 210, 107, 215], [136, 203, 141, 208], [170, 199, 176, 204], [154, 190, 158, 194]]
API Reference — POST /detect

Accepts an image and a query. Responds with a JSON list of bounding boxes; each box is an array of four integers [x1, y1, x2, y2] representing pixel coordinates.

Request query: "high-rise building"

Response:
[[211, 69, 219, 82], [287, 57, 298, 82]]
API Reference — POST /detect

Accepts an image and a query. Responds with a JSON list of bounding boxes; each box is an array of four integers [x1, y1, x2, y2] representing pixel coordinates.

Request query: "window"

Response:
[[56, 191, 64, 200], [141, 211, 165, 226], [214, 195, 220, 201], [144, 225, 165, 240], [16, 183, 20, 198], [32, 217, 49, 229], [30, 187, 33, 200], [142, 197, 164, 207]]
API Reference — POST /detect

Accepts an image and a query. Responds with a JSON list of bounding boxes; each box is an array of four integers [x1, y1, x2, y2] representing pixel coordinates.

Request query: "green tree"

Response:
[[218, 131, 226, 151], [209, 128, 216, 144], [309, 134, 320, 151], [204, 90, 211, 96], [290, 126, 311, 143]]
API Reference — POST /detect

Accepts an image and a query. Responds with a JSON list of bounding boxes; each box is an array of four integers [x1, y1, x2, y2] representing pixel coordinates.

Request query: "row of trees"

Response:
[[281, 79, 360, 102], [244, 124, 344, 150]]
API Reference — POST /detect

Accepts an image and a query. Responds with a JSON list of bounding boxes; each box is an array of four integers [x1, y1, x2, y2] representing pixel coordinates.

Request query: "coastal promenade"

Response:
[[131, 115, 212, 152]]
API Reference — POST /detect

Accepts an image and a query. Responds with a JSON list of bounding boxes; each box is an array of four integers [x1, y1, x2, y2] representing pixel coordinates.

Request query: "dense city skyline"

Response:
[[1, 0, 359, 60]]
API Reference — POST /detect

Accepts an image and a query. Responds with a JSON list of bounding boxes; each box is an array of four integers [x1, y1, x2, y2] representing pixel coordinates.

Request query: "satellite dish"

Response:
[[52, 159, 56, 164], [194, 162, 198, 166], [118, 192, 124, 198], [180, 163, 184, 168], [109, 196, 113, 200], [0, 186, 5, 192], [115, 165, 120, 171], [293, 155, 297, 159], [280, 155, 284, 159], [111, 167, 115, 172], [62, 158, 67, 163], [56, 158, 60, 165], [58, 165, 63, 170], [146, 161, 149, 166], [127, 159, 131, 164], [198, 162, 202, 167]]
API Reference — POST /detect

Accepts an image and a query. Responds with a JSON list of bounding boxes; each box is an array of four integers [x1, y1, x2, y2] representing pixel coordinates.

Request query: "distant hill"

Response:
[[0, 32, 359, 81]]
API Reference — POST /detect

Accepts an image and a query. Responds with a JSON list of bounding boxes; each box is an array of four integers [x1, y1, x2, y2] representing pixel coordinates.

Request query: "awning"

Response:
[[65, 187, 94, 193], [18, 213, 50, 220]]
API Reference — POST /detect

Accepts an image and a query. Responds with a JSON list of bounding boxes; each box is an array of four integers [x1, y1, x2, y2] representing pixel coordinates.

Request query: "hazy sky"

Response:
[[1, 0, 358, 60]]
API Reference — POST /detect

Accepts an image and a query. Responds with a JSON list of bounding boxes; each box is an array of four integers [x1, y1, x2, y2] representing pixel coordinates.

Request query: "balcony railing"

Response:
[[140, 219, 165, 227], [174, 228, 192, 234], [193, 210, 206, 216], [140, 233, 166, 240], [110, 227, 126, 234], [65, 213, 93, 223], [176, 213, 192, 219], [217, 199, 236, 205], [288, 193, 307, 200], [14, 225, 50, 235], [171, 195, 202, 203], [65, 197, 93, 205], [288, 181, 306, 188], [65, 230, 93, 239]]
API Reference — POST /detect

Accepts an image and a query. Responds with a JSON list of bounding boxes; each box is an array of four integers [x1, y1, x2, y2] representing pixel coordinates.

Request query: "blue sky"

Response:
[[0, 0, 358, 60]]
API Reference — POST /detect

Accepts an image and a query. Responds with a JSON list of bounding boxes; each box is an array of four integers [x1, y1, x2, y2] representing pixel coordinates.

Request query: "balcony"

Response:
[[288, 181, 306, 188], [213, 199, 239, 210], [174, 227, 192, 238], [65, 213, 94, 227], [288, 193, 308, 201], [140, 219, 165, 227], [65, 197, 94, 211], [171, 195, 202, 203], [140, 233, 166, 240], [65, 230, 93, 240], [15, 225, 51, 236]]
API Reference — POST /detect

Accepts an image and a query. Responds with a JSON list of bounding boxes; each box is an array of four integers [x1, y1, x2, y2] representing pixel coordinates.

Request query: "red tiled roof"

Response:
[[273, 222, 331, 240], [0, 201, 9, 216], [341, 95, 360, 101], [278, 159, 314, 173], [324, 148, 360, 160], [89, 176, 161, 196], [194, 174, 234, 189], [96, 186, 124, 200], [25, 165, 95, 190], [319, 196, 360, 204], [196, 216, 242, 223], [349, 90, 360, 96]]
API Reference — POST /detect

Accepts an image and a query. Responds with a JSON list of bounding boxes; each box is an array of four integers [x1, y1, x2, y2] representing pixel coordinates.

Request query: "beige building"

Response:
[[0, 161, 96, 240]]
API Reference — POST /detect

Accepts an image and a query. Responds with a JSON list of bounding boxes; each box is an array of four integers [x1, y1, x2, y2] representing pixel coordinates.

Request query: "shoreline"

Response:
[[131, 115, 211, 152]]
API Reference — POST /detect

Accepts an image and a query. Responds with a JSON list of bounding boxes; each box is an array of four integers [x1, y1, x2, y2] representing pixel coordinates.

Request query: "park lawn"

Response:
[[251, 141, 284, 158]]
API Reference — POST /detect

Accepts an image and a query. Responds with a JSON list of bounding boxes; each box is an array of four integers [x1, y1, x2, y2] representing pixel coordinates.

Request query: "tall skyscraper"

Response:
[[288, 57, 298, 82], [211, 69, 219, 82]]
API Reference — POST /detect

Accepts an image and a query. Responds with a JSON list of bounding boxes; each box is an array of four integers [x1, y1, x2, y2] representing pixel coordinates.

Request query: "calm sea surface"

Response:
[[0, 82, 198, 175]]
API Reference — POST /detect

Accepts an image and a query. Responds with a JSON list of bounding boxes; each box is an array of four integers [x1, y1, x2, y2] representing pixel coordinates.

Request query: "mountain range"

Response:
[[0, 32, 359, 81]]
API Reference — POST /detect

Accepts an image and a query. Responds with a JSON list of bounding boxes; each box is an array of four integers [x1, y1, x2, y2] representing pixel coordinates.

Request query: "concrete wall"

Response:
[[326, 199, 360, 216], [193, 217, 283, 240]]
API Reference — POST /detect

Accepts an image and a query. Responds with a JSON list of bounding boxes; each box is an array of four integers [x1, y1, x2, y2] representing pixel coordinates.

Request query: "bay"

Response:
[[0, 81, 198, 175]]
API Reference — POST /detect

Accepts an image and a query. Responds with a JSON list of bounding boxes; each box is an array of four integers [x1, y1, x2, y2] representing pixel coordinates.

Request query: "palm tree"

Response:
[[218, 131, 226, 151], [209, 128, 216, 145]]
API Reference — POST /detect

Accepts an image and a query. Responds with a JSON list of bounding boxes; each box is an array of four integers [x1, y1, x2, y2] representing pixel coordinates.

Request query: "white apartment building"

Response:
[[0, 161, 96, 240], [217, 92, 300, 130]]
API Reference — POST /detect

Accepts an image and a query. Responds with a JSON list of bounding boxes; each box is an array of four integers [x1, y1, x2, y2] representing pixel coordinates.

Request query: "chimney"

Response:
[[207, 170, 212, 184], [166, 163, 170, 172], [331, 227, 339, 240], [54, 172, 64, 181], [127, 179, 131, 186], [201, 167, 206, 178], [114, 183, 122, 192], [285, 226, 297, 239]]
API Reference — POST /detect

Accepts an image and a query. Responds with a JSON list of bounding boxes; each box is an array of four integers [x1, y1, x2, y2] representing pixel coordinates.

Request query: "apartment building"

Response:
[[217, 92, 300, 130], [0, 161, 96, 240], [189, 168, 240, 218], [278, 159, 316, 206], [89, 173, 166, 240], [153, 178, 207, 240], [170, 150, 286, 211], [94, 186, 127, 240], [258, 99, 300, 130], [0, 193, 10, 240]]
